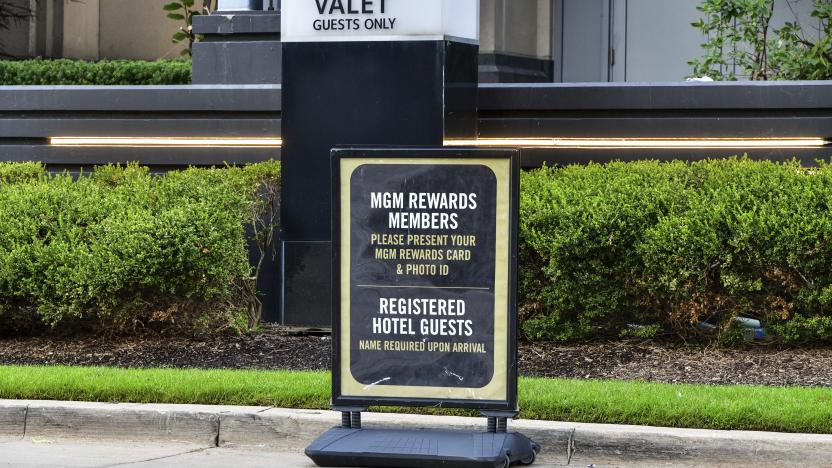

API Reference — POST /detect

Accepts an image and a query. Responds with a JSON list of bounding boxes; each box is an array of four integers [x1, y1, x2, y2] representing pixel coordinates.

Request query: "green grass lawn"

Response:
[[0, 366, 830, 434]]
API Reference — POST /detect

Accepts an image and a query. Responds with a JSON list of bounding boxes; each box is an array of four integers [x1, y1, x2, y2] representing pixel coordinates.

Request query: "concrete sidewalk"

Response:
[[0, 440, 309, 468], [0, 439, 787, 468], [2, 400, 831, 466], [0, 439, 778, 468]]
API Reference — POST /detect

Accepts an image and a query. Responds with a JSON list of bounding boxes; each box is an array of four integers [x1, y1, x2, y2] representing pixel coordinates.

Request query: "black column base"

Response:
[[279, 40, 478, 327], [306, 427, 540, 468], [279, 240, 332, 327]]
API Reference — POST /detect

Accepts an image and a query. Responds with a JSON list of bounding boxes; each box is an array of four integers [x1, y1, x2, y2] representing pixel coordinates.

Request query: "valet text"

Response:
[[313, 0, 397, 32]]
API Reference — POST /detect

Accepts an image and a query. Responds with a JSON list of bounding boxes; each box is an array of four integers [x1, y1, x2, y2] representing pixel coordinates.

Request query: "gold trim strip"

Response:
[[49, 137, 828, 150], [339, 157, 511, 402], [444, 137, 829, 149], [49, 137, 283, 148]]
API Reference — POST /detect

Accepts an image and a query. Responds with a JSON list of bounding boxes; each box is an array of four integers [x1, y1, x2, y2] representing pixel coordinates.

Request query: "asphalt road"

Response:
[[0, 439, 753, 468]]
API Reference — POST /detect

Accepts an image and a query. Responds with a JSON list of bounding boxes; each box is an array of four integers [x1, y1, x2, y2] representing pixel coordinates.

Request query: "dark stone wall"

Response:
[[2, 81, 831, 322], [478, 53, 554, 83], [192, 13, 282, 85]]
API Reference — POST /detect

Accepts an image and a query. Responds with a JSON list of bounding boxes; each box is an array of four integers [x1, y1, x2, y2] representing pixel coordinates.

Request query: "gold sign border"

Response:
[[339, 157, 510, 401]]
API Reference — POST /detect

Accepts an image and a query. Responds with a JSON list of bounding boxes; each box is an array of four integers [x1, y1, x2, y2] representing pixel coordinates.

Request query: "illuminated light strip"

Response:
[[50, 137, 283, 147], [444, 138, 830, 149], [49, 137, 829, 149]]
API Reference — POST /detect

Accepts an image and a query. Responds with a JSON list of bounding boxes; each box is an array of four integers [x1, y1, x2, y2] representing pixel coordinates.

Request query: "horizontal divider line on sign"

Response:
[[357, 285, 491, 290]]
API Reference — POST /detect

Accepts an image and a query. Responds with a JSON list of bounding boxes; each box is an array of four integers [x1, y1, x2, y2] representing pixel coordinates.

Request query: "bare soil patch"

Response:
[[1, 327, 830, 387]]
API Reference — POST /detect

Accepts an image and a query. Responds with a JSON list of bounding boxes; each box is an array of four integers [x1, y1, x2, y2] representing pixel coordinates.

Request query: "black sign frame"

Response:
[[331, 147, 520, 411]]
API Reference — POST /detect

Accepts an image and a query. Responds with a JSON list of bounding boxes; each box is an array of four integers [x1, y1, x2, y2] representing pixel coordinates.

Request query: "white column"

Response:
[[216, 0, 263, 11]]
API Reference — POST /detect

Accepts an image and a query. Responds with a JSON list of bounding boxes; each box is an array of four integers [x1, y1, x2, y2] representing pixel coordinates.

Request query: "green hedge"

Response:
[[5, 158, 832, 344], [0, 162, 279, 335], [0, 59, 191, 85], [520, 158, 832, 345]]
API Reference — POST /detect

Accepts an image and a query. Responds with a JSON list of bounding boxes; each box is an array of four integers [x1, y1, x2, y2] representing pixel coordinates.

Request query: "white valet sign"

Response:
[[281, 0, 479, 43]]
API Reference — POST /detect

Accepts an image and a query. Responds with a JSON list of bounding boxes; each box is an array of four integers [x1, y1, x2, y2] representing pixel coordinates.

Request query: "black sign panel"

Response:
[[332, 148, 519, 410]]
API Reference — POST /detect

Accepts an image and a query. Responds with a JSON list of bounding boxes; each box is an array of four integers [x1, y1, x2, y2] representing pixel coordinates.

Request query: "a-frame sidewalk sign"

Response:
[[305, 147, 538, 467]]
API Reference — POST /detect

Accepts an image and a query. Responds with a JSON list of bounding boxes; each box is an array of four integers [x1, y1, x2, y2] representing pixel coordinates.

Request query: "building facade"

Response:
[[1, 0, 824, 82]]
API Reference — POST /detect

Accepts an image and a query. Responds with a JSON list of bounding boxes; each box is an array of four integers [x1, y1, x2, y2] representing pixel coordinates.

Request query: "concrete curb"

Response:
[[2, 400, 832, 465]]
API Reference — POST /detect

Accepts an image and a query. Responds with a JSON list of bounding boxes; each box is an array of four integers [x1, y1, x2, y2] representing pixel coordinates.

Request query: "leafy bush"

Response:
[[520, 158, 832, 345], [690, 0, 832, 80], [0, 59, 191, 85], [0, 162, 43, 184], [164, 0, 209, 57], [0, 161, 279, 335], [7, 158, 832, 345]]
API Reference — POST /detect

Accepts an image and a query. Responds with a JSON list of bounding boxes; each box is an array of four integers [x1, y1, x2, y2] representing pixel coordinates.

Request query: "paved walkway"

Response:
[[0, 440, 291, 468], [0, 439, 762, 468]]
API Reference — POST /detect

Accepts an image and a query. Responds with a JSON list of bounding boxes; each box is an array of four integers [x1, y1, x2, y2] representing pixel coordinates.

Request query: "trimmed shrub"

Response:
[[520, 158, 832, 345], [0, 59, 191, 85], [520, 161, 692, 341], [5, 158, 832, 345], [0, 162, 43, 184], [0, 161, 279, 335]]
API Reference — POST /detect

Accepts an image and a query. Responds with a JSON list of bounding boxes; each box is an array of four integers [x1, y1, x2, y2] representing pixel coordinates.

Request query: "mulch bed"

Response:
[[518, 341, 832, 387], [1, 326, 830, 387]]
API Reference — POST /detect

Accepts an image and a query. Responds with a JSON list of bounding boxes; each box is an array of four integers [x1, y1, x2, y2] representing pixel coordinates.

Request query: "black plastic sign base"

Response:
[[306, 427, 539, 468]]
